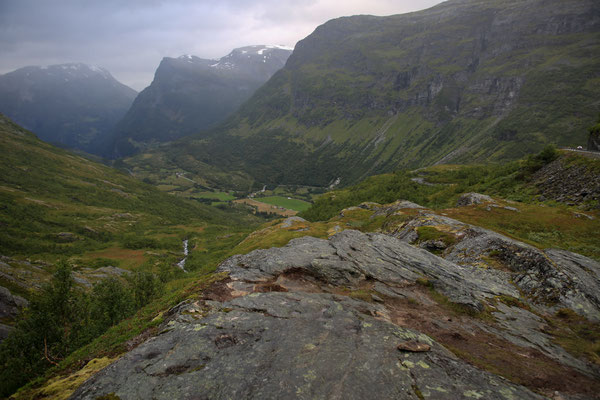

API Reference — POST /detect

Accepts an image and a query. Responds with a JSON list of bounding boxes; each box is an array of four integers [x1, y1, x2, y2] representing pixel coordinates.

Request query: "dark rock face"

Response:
[[0, 285, 28, 320], [0, 285, 28, 343], [0, 323, 13, 342], [220, 232, 517, 313], [532, 155, 600, 209], [385, 209, 600, 322], [0, 63, 136, 155]]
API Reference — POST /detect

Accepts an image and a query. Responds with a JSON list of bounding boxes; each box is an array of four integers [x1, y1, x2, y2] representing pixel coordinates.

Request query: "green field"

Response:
[[192, 191, 236, 201], [255, 196, 312, 212]]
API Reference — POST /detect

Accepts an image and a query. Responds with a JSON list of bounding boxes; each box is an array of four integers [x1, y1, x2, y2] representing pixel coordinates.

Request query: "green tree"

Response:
[[0, 261, 88, 397], [89, 277, 135, 334], [127, 270, 163, 309]]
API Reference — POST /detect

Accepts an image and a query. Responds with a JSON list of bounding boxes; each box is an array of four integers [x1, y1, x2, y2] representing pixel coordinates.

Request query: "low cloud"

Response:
[[0, 0, 443, 91]]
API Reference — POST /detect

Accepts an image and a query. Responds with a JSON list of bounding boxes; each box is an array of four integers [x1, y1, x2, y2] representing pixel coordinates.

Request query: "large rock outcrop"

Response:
[[71, 291, 543, 400], [71, 221, 600, 399]]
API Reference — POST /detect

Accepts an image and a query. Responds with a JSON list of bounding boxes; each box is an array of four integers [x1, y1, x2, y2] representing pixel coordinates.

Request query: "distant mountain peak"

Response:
[[110, 44, 293, 156], [207, 44, 293, 70], [0, 62, 137, 154], [19, 63, 115, 81]]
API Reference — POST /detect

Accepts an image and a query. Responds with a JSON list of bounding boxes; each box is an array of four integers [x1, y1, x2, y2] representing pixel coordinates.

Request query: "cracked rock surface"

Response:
[[71, 291, 542, 400], [70, 227, 581, 399]]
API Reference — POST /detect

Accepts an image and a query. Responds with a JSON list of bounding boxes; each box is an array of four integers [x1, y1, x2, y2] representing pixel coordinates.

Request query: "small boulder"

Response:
[[358, 202, 382, 211], [457, 192, 495, 206], [397, 341, 431, 352], [281, 216, 307, 228], [419, 239, 447, 252]]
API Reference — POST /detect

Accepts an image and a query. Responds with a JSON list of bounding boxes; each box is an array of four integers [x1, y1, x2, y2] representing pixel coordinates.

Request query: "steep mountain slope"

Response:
[[0, 63, 136, 154], [128, 0, 600, 188], [110, 45, 292, 157]]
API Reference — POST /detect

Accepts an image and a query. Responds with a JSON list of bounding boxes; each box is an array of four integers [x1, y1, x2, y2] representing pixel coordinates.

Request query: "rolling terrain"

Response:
[[2, 0, 600, 398], [11, 149, 600, 400]]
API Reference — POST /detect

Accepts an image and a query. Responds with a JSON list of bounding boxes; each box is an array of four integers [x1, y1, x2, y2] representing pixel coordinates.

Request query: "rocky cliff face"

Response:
[[109, 46, 292, 157], [532, 153, 600, 209], [0, 285, 28, 342], [71, 200, 600, 399]]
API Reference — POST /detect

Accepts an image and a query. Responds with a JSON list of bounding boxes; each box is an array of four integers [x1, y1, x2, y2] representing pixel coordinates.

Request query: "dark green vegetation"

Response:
[[0, 262, 163, 397], [0, 63, 136, 155], [300, 145, 559, 221], [123, 0, 600, 189], [109, 46, 292, 157]]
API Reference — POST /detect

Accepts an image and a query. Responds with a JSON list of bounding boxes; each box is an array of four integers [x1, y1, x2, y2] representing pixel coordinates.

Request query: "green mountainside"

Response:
[[0, 112, 263, 288], [0, 114, 228, 259], [125, 0, 600, 189]]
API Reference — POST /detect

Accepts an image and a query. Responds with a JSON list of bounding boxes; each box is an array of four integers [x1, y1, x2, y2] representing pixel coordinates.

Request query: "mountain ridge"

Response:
[[125, 0, 600, 189], [109, 45, 293, 157], [0, 63, 137, 154]]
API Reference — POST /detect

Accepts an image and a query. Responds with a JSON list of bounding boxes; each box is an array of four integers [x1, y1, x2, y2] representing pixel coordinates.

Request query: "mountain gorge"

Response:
[[127, 0, 600, 189], [0, 64, 136, 154], [109, 45, 292, 157]]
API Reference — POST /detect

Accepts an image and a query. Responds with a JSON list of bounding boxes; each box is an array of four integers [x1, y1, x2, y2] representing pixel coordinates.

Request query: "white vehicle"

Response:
[[577, 145, 583, 150]]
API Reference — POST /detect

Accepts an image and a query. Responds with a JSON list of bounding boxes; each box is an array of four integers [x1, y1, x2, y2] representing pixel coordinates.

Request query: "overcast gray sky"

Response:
[[0, 0, 444, 91]]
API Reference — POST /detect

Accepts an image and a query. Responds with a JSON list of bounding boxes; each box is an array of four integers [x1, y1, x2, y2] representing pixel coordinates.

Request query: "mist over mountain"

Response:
[[129, 0, 600, 188], [0, 63, 136, 154], [109, 45, 293, 157]]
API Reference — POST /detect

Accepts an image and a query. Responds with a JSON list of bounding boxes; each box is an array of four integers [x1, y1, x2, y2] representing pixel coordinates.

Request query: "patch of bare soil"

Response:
[[234, 198, 297, 216], [383, 285, 600, 399]]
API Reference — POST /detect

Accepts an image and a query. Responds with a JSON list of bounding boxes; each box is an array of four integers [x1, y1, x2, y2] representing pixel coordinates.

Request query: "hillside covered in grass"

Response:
[[0, 114, 259, 260]]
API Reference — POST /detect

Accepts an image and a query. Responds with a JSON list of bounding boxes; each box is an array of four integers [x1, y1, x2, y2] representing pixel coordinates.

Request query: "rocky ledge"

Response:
[[71, 202, 600, 400]]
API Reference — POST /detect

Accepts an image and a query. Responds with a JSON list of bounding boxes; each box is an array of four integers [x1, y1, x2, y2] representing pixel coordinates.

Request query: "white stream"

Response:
[[176, 239, 189, 272]]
